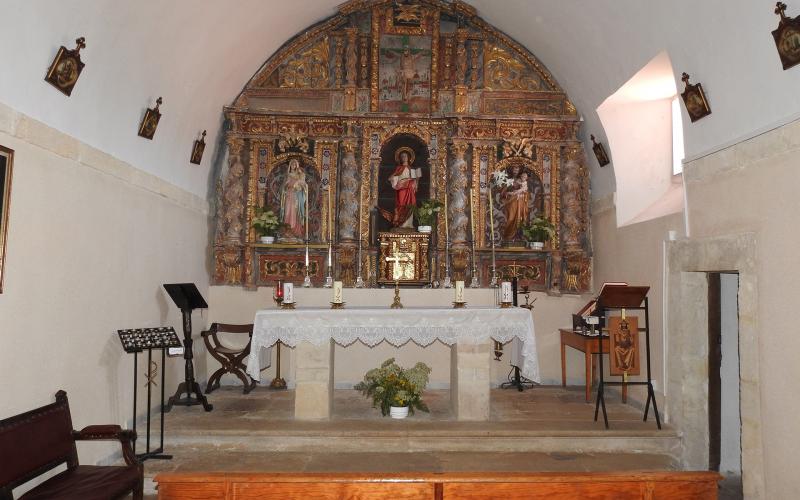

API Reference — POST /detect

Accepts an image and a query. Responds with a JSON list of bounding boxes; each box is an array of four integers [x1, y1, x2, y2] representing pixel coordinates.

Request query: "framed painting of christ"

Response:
[[379, 35, 432, 113], [0, 146, 13, 293]]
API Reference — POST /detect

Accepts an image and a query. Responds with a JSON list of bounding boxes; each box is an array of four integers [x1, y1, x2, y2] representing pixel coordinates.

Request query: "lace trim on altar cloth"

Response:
[[246, 308, 539, 383]]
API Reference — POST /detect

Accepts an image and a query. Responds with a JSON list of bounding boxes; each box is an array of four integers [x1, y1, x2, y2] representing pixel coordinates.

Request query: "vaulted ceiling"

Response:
[[1, 0, 797, 200]]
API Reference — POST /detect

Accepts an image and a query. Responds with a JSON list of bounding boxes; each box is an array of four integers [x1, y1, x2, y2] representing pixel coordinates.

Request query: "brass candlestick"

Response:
[[390, 280, 403, 309], [280, 301, 296, 309], [269, 341, 287, 390], [452, 301, 466, 309], [330, 301, 346, 309]]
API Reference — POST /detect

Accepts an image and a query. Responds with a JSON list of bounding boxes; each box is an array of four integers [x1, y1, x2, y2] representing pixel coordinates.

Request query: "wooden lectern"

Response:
[[163, 283, 213, 412], [591, 284, 660, 430]]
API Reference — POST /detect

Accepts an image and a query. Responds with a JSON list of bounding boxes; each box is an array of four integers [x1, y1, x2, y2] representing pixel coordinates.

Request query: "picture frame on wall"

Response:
[[0, 145, 14, 293], [773, 2, 800, 70], [680, 73, 712, 123], [190, 130, 207, 165], [44, 37, 86, 96], [590, 135, 610, 167], [138, 97, 163, 140]]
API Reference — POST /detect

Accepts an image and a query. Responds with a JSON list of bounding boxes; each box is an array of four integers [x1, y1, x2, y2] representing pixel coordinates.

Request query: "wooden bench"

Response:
[[0, 390, 143, 500], [155, 471, 722, 499]]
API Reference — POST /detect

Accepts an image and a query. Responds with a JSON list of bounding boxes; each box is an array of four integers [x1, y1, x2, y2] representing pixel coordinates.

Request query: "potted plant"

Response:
[[252, 207, 284, 244], [522, 216, 556, 250], [354, 358, 431, 419], [412, 199, 443, 233]]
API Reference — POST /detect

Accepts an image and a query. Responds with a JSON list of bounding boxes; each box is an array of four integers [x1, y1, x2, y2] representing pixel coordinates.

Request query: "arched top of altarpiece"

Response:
[[231, 0, 577, 117]]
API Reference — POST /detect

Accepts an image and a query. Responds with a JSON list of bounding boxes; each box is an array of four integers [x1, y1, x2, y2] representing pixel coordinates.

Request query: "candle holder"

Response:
[[469, 266, 480, 288], [390, 281, 403, 309], [442, 275, 453, 288], [452, 301, 467, 309], [500, 301, 513, 308], [280, 301, 296, 310], [330, 302, 346, 309], [302, 272, 312, 288], [354, 276, 365, 288], [323, 276, 333, 288], [269, 341, 287, 390], [273, 280, 285, 305], [490, 271, 499, 288]]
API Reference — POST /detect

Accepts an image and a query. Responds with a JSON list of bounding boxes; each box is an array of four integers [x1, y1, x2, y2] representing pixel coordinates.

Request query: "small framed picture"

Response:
[[0, 145, 14, 293], [590, 135, 610, 167], [138, 97, 163, 140], [680, 73, 711, 123], [190, 130, 207, 165], [44, 37, 86, 97], [773, 2, 800, 70]]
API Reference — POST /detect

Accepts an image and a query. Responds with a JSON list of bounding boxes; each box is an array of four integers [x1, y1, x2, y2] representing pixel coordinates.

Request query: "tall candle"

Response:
[[501, 281, 512, 303], [443, 174, 449, 239], [455, 280, 465, 302], [333, 281, 343, 303], [283, 282, 294, 304]]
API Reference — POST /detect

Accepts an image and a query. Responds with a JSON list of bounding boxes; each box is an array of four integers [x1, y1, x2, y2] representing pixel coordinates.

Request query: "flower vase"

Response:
[[418, 225, 432, 234], [389, 406, 409, 419], [529, 241, 544, 250], [261, 236, 276, 244]]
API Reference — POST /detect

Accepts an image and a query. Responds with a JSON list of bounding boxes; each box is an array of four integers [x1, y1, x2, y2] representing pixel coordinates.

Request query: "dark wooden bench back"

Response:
[[0, 390, 78, 494]]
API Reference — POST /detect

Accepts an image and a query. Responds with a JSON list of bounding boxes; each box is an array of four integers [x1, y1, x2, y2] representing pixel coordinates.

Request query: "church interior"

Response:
[[1, 0, 799, 498]]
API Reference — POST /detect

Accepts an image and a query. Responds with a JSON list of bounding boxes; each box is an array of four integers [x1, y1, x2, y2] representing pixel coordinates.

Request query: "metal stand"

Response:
[[166, 309, 213, 412], [269, 341, 287, 390], [132, 348, 172, 460], [593, 296, 661, 430], [500, 275, 536, 392]]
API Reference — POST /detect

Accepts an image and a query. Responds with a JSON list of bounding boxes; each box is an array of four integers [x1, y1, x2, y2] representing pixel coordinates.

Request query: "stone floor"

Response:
[[138, 386, 688, 497]]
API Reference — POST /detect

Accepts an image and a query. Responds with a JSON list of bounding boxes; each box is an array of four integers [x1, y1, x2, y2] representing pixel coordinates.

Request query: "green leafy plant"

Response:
[[354, 358, 432, 416], [252, 207, 286, 237], [412, 199, 444, 226], [521, 216, 556, 243]]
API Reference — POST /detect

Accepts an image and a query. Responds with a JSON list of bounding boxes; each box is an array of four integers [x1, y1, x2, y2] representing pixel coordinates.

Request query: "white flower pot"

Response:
[[389, 406, 409, 419], [418, 225, 432, 233], [260, 236, 276, 244], [529, 241, 544, 250]]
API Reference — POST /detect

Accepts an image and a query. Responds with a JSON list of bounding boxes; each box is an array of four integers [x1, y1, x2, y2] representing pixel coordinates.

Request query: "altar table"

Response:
[[246, 307, 538, 421]]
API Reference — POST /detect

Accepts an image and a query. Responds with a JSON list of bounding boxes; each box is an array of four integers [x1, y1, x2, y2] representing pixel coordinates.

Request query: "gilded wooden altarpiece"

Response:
[[214, 0, 591, 292]]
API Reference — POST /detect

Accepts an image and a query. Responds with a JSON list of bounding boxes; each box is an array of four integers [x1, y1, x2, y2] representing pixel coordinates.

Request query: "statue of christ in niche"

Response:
[[379, 147, 421, 229]]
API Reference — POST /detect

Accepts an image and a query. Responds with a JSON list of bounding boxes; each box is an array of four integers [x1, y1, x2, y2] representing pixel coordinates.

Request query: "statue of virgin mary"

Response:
[[280, 159, 308, 240]]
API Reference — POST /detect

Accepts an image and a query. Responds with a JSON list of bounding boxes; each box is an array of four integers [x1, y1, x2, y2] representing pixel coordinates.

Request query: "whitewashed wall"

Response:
[[0, 101, 210, 466]]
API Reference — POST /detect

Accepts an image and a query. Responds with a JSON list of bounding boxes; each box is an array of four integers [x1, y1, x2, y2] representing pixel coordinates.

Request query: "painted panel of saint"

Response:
[[487, 164, 544, 245], [379, 35, 432, 113], [264, 158, 321, 242]]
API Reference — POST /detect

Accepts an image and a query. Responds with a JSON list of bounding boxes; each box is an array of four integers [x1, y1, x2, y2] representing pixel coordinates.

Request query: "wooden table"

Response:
[[560, 329, 627, 403]]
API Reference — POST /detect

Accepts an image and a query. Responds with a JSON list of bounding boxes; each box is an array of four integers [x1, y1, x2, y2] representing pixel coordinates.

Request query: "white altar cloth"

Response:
[[246, 306, 539, 382]]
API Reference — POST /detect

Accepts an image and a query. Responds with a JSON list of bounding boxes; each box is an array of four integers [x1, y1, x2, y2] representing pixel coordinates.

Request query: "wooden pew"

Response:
[[155, 471, 721, 499]]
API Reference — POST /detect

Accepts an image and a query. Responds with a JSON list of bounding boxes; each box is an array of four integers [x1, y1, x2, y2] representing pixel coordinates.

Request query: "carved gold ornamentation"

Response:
[[484, 44, 542, 91], [469, 42, 480, 89], [242, 119, 274, 134], [279, 38, 330, 89], [277, 126, 310, 153], [502, 137, 535, 160], [334, 36, 345, 88], [359, 35, 370, 87], [311, 121, 344, 137], [345, 28, 358, 86], [460, 120, 496, 139], [483, 96, 564, 116], [534, 123, 567, 141]]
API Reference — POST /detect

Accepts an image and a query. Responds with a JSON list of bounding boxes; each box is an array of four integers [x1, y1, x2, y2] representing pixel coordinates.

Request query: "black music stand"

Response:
[[118, 327, 181, 460], [163, 283, 213, 412], [592, 285, 661, 430]]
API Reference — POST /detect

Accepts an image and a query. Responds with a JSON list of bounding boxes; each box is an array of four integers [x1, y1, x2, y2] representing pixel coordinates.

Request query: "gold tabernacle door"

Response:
[[378, 232, 430, 286]]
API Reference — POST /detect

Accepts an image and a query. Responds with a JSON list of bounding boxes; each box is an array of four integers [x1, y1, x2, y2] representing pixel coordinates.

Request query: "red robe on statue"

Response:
[[380, 164, 418, 228]]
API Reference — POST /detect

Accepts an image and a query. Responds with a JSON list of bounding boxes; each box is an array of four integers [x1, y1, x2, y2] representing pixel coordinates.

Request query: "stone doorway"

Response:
[[666, 234, 764, 498]]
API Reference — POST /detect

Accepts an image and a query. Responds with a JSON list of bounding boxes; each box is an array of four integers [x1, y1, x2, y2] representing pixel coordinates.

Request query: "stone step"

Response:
[[159, 421, 680, 457]]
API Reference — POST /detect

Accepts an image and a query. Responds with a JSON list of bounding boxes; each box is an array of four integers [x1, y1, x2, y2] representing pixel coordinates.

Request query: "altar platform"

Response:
[[140, 386, 679, 497]]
